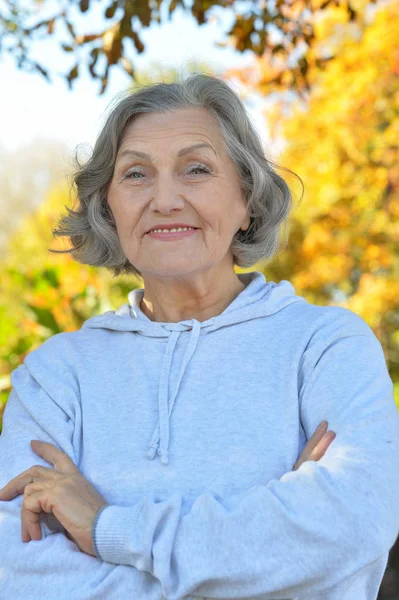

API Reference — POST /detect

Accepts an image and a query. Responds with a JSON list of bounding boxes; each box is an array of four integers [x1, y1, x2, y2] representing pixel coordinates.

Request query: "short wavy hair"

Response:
[[50, 72, 303, 279]]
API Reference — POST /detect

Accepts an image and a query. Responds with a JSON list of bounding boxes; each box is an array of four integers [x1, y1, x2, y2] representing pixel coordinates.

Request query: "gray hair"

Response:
[[50, 72, 303, 279]]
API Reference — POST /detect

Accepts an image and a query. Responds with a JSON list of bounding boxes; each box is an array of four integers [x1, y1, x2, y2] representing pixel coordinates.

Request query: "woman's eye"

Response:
[[124, 165, 210, 179], [126, 171, 143, 179], [187, 165, 210, 175]]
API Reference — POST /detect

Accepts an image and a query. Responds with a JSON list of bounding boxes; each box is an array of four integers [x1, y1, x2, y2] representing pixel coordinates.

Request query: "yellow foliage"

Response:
[[0, 179, 139, 396], [257, 0, 399, 382]]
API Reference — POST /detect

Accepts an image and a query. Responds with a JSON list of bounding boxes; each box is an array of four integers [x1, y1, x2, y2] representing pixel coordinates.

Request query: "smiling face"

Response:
[[106, 107, 250, 280]]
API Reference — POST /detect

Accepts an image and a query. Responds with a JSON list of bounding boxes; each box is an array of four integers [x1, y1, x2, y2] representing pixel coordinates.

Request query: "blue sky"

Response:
[[0, 1, 272, 156]]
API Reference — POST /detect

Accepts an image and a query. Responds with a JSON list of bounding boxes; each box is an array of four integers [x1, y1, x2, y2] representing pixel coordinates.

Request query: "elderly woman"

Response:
[[0, 73, 398, 600]]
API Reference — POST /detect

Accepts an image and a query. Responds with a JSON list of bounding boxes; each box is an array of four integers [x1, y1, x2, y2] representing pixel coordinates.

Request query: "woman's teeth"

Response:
[[150, 227, 196, 233]]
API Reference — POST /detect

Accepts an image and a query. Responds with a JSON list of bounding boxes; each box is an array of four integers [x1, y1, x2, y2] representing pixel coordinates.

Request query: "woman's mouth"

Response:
[[146, 228, 199, 241]]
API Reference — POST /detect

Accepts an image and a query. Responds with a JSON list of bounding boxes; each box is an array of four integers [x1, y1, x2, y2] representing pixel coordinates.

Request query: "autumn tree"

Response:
[[0, 0, 379, 95], [232, 0, 399, 398]]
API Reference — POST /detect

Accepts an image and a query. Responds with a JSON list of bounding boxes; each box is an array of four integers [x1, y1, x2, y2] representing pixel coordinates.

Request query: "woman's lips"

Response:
[[146, 228, 199, 241]]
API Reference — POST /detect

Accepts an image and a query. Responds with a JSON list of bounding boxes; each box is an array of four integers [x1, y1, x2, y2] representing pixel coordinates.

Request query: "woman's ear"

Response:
[[240, 214, 251, 232]]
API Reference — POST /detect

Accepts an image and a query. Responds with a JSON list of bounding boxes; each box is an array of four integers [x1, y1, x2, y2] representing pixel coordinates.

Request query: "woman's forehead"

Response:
[[122, 109, 218, 140]]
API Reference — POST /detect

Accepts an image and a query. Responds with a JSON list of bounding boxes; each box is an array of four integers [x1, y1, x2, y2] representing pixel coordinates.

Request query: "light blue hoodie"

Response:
[[1, 270, 398, 600]]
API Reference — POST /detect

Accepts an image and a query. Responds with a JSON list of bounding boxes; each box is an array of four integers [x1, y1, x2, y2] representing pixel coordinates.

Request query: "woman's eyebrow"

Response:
[[117, 143, 217, 161]]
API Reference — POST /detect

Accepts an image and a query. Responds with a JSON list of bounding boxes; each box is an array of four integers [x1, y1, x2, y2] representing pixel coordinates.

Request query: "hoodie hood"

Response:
[[82, 270, 306, 466]]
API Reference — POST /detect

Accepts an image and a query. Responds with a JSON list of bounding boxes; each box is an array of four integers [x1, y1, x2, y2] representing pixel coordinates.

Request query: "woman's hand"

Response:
[[0, 440, 109, 557], [293, 421, 336, 471]]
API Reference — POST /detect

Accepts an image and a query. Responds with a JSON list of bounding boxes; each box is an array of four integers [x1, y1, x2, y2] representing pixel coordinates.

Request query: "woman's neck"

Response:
[[140, 273, 247, 324]]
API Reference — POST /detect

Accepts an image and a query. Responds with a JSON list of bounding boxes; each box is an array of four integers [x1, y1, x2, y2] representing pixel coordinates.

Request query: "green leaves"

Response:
[[25, 305, 61, 335]]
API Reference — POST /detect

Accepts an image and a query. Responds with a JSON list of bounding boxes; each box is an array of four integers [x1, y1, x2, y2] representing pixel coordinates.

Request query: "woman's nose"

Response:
[[149, 179, 186, 213]]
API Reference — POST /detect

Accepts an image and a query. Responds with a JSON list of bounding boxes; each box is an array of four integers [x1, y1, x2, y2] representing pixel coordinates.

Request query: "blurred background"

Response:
[[0, 0, 398, 596]]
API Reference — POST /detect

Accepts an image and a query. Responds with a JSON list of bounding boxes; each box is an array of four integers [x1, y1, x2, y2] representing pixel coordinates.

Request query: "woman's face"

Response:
[[106, 107, 250, 279]]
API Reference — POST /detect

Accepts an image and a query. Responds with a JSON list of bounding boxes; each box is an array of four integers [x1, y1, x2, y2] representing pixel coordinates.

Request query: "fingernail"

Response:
[[316, 421, 328, 432]]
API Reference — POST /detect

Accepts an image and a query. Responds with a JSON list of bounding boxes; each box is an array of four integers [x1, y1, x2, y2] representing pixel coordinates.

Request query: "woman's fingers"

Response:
[[21, 487, 46, 542], [301, 420, 329, 459], [293, 421, 336, 471], [312, 430, 336, 458], [310, 420, 329, 446]]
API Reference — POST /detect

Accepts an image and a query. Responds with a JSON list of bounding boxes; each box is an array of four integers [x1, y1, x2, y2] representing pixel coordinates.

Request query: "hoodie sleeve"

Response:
[[93, 308, 399, 600], [0, 335, 166, 600]]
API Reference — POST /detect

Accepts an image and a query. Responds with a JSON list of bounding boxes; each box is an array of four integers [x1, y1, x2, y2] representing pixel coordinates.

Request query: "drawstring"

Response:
[[147, 319, 202, 465]]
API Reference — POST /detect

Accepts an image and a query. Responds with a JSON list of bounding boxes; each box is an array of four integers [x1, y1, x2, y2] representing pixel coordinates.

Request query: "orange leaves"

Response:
[[301, 222, 333, 257], [248, 0, 399, 378], [348, 274, 399, 329], [294, 252, 353, 288], [361, 244, 393, 271], [393, 49, 399, 76]]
